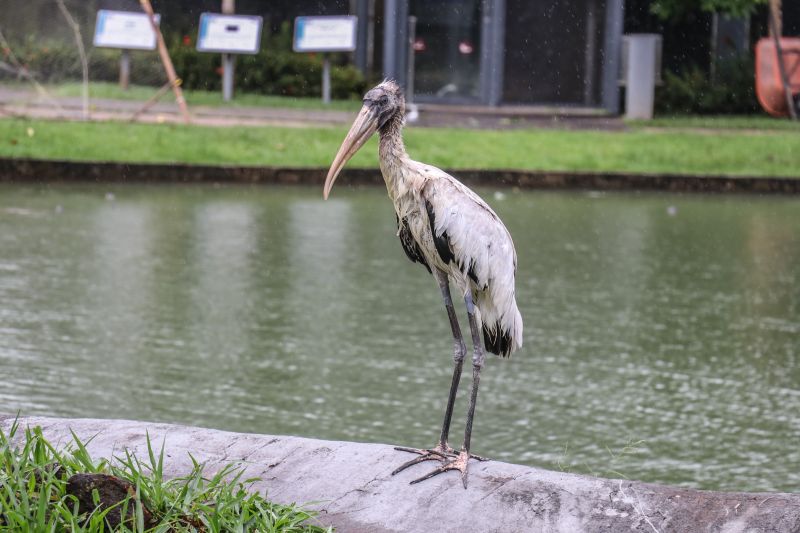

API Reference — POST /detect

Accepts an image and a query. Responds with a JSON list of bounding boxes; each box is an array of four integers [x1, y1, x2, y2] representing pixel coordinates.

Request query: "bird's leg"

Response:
[[392, 270, 467, 475], [433, 270, 468, 452], [407, 291, 487, 489]]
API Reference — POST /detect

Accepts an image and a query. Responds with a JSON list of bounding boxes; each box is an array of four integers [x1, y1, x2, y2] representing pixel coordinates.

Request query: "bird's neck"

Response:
[[378, 114, 411, 201]]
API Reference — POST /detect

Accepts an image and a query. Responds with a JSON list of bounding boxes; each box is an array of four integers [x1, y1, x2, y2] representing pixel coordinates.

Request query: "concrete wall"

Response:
[[2, 415, 799, 532], [2, 158, 800, 194]]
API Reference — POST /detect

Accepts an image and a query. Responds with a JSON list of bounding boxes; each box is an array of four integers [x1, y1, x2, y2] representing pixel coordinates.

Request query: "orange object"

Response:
[[755, 37, 800, 117]]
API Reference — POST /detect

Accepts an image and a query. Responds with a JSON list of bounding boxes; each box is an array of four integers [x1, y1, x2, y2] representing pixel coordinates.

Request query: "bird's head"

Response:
[[323, 80, 405, 199]]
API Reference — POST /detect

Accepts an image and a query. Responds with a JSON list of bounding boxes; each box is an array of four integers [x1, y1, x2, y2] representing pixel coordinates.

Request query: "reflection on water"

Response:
[[0, 184, 798, 492]]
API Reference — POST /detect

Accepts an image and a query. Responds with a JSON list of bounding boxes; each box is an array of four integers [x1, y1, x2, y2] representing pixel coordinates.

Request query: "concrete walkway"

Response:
[[0, 85, 624, 130], [3, 415, 799, 533]]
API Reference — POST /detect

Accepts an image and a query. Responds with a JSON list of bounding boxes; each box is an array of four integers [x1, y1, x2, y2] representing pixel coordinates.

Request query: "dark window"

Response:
[[410, 0, 482, 100], [503, 0, 605, 105]]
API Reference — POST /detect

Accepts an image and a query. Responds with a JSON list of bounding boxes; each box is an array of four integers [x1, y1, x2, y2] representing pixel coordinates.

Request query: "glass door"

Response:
[[409, 0, 483, 101]]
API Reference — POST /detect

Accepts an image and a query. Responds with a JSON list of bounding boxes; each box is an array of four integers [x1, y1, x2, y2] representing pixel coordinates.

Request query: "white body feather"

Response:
[[380, 145, 523, 357]]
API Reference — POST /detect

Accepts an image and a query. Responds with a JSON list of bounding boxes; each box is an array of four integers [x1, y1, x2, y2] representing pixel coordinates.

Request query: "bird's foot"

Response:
[[391, 443, 454, 475], [392, 445, 488, 488], [409, 449, 477, 489]]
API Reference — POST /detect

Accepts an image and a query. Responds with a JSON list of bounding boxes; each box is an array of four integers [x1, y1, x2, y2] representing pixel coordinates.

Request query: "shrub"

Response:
[[170, 23, 366, 98], [655, 55, 760, 115]]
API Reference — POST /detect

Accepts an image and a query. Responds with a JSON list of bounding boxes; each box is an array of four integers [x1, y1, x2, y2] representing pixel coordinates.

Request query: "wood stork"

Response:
[[323, 80, 523, 488]]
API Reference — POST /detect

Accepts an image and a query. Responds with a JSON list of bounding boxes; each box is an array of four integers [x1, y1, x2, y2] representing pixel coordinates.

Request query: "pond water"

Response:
[[1, 183, 798, 492]]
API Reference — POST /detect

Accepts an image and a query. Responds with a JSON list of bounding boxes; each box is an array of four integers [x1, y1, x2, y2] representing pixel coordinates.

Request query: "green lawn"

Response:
[[1, 116, 799, 177], [42, 83, 800, 131], [629, 115, 800, 132], [52, 82, 363, 112]]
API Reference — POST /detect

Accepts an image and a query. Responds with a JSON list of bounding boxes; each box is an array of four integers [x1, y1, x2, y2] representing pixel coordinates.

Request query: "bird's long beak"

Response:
[[324, 105, 379, 199]]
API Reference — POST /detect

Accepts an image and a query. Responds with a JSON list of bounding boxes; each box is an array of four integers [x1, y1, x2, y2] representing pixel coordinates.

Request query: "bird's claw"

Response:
[[391, 445, 453, 475], [409, 450, 472, 489], [392, 446, 487, 488]]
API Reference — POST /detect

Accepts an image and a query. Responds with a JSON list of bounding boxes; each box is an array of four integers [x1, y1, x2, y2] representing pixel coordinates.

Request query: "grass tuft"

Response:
[[0, 419, 331, 532]]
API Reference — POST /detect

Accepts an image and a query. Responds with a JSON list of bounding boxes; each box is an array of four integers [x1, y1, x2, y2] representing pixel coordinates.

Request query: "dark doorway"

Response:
[[410, 0, 483, 101], [503, 0, 605, 105]]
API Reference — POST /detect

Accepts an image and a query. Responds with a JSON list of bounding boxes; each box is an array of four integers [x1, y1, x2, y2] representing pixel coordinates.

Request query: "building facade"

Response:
[[8, 0, 624, 112], [380, 0, 624, 112]]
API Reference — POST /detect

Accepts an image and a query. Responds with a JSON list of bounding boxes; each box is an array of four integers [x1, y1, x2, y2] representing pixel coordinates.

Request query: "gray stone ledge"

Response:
[[2, 157, 800, 194], [2, 416, 799, 533]]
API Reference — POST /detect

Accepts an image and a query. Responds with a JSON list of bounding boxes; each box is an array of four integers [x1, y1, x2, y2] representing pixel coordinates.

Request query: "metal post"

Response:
[[479, 0, 505, 106], [366, 0, 375, 75], [355, 0, 369, 74], [406, 16, 418, 121], [584, 0, 597, 105], [601, 0, 624, 114], [383, 0, 409, 86], [222, 0, 235, 102], [322, 56, 331, 104], [383, 0, 398, 79], [406, 16, 416, 103], [120, 49, 131, 90], [222, 53, 234, 101]]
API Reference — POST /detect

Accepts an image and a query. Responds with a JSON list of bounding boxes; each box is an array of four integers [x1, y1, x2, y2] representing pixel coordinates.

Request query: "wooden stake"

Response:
[[768, 0, 797, 120], [139, 0, 191, 123], [769, 0, 782, 38], [55, 0, 89, 120], [129, 80, 177, 122]]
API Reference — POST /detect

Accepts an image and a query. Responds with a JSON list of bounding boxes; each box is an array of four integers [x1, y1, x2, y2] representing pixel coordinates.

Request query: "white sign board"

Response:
[[293, 16, 357, 53], [93, 10, 159, 50], [197, 13, 263, 54]]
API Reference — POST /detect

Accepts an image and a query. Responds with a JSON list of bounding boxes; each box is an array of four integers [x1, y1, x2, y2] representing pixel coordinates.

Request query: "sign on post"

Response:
[[196, 13, 263, 101], [293, 16, 358, 53], [94, 10, 159, 50], [197, 13, 263, 54], [94, 10, 159, 90], [293, 16, 358, 104]]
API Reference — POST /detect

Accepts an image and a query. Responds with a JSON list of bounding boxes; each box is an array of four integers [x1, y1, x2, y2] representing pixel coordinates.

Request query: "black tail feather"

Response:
[[482, 322, 513, 358]]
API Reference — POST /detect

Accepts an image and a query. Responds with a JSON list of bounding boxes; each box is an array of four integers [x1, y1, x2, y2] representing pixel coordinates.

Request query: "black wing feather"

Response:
[[397, 215, 431, 273], [425, 200, 455, 264], [483, 322, 513, 358]]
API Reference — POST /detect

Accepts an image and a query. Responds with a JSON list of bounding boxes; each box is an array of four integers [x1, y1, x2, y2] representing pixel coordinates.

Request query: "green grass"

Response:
[[52, 82, 362, 112], [1, 116, 799, 178], [630, 115, 800, 132], [0, 420, 330, 532]]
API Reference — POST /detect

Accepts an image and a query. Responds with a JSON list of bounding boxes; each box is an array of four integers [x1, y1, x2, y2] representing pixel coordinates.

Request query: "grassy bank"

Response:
[[0, 117, 799, 177], [629, 115, 800, 132], [51, 82, 362, 112], [49, 84, 800, 132], [0, 421, 329, 532]]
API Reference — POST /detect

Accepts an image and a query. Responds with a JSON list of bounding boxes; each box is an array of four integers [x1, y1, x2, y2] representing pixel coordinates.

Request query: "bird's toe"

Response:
[[408, 450, 472, 488], [391, 445, 451, 475]]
